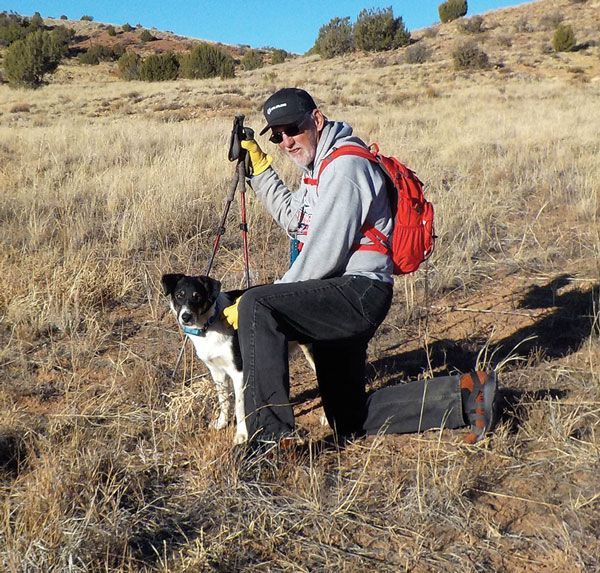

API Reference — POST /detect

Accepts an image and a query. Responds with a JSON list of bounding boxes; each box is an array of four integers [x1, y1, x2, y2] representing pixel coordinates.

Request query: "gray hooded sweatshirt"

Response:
[[251, 120, 393, 284]]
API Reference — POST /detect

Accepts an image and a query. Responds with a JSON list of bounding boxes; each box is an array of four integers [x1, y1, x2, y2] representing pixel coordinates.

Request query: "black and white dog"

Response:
[[162, 273, 249, 444], [162, 273, 315, 445]]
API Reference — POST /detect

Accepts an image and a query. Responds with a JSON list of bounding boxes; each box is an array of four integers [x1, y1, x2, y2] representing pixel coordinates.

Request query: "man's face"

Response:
[[270, 110, 325, 168]]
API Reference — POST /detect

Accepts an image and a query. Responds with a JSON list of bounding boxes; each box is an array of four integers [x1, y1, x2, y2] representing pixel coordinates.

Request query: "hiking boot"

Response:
[[460, 371, 498, 444]]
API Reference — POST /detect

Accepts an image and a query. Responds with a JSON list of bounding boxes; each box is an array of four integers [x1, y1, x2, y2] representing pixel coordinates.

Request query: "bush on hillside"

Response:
[[4, 28, 66, 87], [107, 25, 116, 36], [354, 7, 411, 51], [314, 16, 353, 58], [514, 17, 533, 33], [122, 23, 134, 32], [405, 42, 430, 64], [60, 15, 68, 20], [0, 12, 29, 46], [452, 41, 489, 70], [241, 49, 263, 70], [270, 49, 287, 64], [540, 12, 563, 31], [552, 24, 576, 52], [139, 52, 179, 81], [117, 50, 141, 80], [459, 15, 484, 34], [178, 44, 235, 79], [80, 15, 93, 22], [30, 12, 44, 29], [79, 44, 122, 65], [139, 29, 155, 42], [439, 0, 468, 24], [78, 47, 100, 65], [50, 25, 75, 47]]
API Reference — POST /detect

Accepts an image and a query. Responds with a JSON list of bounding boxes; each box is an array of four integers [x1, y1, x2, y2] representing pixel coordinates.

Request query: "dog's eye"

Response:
[[175, 290, 185, 300], [192, 292, 200, 300]]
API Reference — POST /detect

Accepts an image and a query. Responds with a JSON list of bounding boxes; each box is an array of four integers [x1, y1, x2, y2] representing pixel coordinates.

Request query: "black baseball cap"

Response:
[[259, 88, 317, 136]]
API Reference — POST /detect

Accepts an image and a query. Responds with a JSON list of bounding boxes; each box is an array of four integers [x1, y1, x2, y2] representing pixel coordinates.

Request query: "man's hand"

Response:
[[241, 139, 273, 176], [223, 298, 240, 330]]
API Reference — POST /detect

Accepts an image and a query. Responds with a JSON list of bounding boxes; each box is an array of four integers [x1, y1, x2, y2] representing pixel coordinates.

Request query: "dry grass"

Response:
[[0, 0, 599, 570]]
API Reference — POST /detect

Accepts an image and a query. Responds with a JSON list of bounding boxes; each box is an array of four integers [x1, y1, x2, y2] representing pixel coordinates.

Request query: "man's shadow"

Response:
[[374, 275, 596, 377]]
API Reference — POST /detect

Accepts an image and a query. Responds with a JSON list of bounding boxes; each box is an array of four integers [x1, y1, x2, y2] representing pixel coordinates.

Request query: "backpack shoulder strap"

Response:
[[314, 145, 379, 182]]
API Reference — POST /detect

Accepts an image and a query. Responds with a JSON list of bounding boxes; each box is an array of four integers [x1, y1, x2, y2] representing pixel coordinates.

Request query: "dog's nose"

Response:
[[181, 312, 192, 324]]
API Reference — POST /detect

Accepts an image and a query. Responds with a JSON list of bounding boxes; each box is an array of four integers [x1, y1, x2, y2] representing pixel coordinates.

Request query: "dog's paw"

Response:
[[233, 431, 248, 445]]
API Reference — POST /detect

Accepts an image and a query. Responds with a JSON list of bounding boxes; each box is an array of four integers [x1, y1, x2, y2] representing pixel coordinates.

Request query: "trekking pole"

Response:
[[204, 161, 240, 276], [173, 117, 253, 380], [237, 159, 251, 288], [225, 114, 252, 288]]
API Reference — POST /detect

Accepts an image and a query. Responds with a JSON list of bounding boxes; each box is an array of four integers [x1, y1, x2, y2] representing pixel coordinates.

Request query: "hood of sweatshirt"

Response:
[[303, 120, 367, 175]]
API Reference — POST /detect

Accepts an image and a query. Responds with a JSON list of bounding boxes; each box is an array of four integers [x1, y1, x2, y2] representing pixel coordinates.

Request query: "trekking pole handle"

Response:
[[228, 115, 249, 162]]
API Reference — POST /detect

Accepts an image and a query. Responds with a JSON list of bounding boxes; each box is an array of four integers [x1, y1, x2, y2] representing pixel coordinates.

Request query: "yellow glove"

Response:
[[241, 139, 273, 176], [222, 297, 240, 330]]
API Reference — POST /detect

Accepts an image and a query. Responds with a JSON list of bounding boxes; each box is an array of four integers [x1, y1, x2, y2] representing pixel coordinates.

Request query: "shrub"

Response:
[[423, 26, 439, 38], [178, 43, 235, 79], [270, 49, 287, 64], [60, 15, 68, 20], [0, 12, 29, 46], [439, 0, 468, 24], [3, 29, 65, 87], [497, 34, 512, 48], [112, 44, 125, 59], [78, 47, 100, 65], [314, 16, 353, 58], [139, 29, 155, 42], [354, 7, 410, 51], [30, 12, 44, 29], [139, 52, 179, 81], [405, 42, 430, 64], [514, 17, 532, 33], [78, 44, 121, 65], [50, 25, 75, 47], [552, 24, 576, 52], [540, 13, 563, 31], [107, 25, 116, 36], [117, 50, 141, 80], [122, 23, 134, 32], [80, 15, 93, 22], [354, 7, 410, 52], [241, 49, 263, 70], [459, 15, 484, 34], [452, 41, 489, 69]]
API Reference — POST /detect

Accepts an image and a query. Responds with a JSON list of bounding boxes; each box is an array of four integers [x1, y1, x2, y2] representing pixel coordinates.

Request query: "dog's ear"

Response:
[[161, 273, 184, 296], [196, 276, 221, 301]]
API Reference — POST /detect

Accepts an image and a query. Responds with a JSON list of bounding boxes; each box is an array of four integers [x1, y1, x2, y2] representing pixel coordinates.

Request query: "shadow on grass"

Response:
[[497, 387, 568, 434], [372, 274, 598, 382]]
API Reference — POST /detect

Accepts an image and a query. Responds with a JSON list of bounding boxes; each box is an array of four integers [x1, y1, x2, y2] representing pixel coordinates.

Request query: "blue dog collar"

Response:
[[181, 300, 220, 337], [183, 326, 204, 336]]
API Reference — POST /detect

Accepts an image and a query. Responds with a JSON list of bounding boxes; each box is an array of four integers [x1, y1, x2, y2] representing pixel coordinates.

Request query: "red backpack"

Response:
[[309, 144, 435, 274]]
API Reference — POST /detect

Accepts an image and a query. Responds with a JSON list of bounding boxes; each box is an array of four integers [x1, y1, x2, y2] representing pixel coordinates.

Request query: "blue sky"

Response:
[[5, 1, 533, 53]]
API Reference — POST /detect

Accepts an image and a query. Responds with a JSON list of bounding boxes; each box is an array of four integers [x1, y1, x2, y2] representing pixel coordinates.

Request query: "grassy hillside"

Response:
[[0, 0, 598, 570]]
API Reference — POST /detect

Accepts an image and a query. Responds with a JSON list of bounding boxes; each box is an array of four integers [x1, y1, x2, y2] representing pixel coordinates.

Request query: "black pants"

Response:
[[237, 275, 465, 442]]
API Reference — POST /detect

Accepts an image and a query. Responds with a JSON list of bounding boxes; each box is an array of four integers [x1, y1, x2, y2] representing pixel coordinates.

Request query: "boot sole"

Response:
[[476, 371, 498, 443]]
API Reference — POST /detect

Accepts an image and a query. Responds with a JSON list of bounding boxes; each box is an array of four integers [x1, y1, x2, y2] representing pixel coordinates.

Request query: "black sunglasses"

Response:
[[269, 113, 313, 144]]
